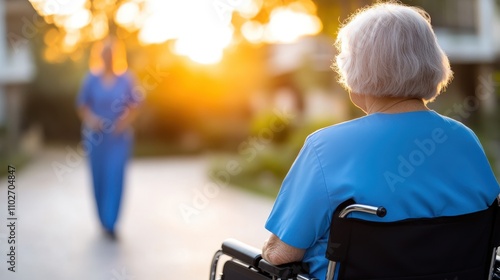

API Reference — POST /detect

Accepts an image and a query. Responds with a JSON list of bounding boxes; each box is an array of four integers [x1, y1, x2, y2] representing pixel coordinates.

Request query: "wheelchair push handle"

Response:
[[326, 203, 387, 280], [339, 204, 387, 218]]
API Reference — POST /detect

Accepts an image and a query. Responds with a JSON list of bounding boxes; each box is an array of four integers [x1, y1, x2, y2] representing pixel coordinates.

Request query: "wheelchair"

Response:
[[210, 199, 500, 280]]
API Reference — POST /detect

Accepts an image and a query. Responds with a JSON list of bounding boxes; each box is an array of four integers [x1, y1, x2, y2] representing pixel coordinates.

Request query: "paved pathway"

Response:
[[0, 149, 275, 280]]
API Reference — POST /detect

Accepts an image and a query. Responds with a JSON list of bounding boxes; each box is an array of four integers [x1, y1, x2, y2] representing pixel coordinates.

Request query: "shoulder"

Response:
[[82, 72, 99, 84], [432, 112, 474, 132], [427, 112, 481, 145], [306, 115, 373, 144], [118, 71, 137, 85]]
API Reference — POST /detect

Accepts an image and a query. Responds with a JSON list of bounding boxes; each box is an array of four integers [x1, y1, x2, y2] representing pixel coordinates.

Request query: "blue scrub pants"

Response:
[[86, 129, 132, 232]]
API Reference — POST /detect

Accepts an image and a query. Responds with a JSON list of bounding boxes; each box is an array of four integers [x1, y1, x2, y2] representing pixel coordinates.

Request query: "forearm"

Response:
[[77, 106, 89, 122], [77, 106, 101, 130], [262, 234, 305, 265]]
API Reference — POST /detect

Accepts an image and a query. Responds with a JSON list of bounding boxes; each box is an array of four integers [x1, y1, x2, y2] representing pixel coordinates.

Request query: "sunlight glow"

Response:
[[43, 28, 60, 46], [138, 14, 180, 44], [132, 0, 234, 64], [239, 1, 322, 44], [30, 0, 322, 64], [173, 25, 233, 64], [62, 31, 81, 53], [63, 9, 92, 30], [174, 39, 223, 65], [241, 20, 264, 44], [264, 6, 322, 44], [31, 0, 87, 17], [89, 13, 109, 41], [236, 0, 263, 19], [115, 2, 140, 30]]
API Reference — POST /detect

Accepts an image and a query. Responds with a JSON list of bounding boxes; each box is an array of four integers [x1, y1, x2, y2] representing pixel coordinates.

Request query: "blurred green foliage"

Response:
[[209, 116, 337, 198]]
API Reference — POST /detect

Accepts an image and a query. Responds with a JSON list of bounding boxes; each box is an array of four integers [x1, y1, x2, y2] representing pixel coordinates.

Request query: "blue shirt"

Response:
[[265, 111, 500, 280], [76, 72, 139, 123]]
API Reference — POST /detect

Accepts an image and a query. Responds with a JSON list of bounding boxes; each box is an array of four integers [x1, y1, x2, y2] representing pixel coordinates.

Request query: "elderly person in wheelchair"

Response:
[[211, 2, 500, 280]]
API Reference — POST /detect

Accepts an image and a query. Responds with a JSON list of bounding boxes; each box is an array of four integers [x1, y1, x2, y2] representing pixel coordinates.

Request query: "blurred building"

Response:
[[411, 0, 500, 117], [264, 0, 500, 126], [0, 0, 36, 157], [264, 35, 344, 123], [418, 0, 500, 172]]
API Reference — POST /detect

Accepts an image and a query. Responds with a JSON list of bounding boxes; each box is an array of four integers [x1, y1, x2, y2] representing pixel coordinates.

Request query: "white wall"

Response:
[[0, 0, 35, 127], [435, 0, 497, 63]]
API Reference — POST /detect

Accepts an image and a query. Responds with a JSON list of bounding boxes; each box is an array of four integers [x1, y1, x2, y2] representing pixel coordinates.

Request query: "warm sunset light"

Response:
[[114, 1, 140, 31], [241, 20, 265, 44], [235, 0, 263, 19], [174, 35, 224, 65], [29, 0, 322, 64], [89, 13, 108, 41], [30, 0, 87, 16], [134, 0, 234, 64], [63, 8, 92, 30], [263, 5, 322, 44], [240, 1, 322, 44]]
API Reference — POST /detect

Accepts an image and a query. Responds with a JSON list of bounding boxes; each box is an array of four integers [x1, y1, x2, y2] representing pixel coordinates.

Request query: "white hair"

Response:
[[333, 3, 453, 102]]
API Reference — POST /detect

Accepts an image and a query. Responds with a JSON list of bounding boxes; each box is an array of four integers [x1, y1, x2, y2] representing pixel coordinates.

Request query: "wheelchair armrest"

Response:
[[222, 238, 263, 267], [258, 259, 310, 279], [220, 239, 313, 279]]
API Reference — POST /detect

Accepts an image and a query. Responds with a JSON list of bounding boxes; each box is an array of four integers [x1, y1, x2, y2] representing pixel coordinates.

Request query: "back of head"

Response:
[[333, 2, 453, 102]]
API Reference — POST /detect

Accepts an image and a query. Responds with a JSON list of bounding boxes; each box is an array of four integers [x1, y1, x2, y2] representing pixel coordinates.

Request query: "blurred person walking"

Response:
[[76, 38, 141, 238]]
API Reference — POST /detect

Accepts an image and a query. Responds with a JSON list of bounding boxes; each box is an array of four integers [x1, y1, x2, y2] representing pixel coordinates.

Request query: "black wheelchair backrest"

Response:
[[327, 199, 500, 280]]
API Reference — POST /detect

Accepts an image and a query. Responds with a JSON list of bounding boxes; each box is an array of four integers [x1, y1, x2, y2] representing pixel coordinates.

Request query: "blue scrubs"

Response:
[[265, 111, 500, 280], [76, 72, 139, 232]]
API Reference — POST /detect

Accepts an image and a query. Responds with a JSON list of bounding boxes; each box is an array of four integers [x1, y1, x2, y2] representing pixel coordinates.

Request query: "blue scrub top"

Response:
[[265, 110, 500, 280], [76, 72, 140, 124]]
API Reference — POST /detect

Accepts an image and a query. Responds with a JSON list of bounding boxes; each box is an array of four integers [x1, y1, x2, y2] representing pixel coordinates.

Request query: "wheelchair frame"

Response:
[[210, 201, 500, 280], [210, 238, 315, 280], [209, 204, 385, 280]]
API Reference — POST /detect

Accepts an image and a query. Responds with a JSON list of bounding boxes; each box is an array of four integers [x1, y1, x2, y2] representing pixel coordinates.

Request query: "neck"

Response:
[[352, 93, 429, 115], [102, 66, 114, 77]]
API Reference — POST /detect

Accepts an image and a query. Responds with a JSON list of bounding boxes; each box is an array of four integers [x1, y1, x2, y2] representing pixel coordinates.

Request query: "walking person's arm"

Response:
[[77, 105, 102, 132]]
